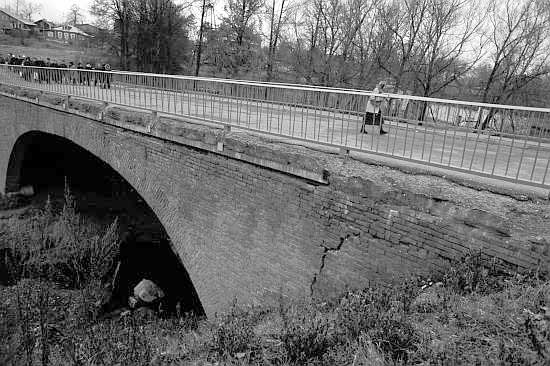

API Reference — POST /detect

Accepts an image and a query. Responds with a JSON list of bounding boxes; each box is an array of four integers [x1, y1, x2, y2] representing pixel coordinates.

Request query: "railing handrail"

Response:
[[2, 63, 550, 187], [2, 63, 550, 114]]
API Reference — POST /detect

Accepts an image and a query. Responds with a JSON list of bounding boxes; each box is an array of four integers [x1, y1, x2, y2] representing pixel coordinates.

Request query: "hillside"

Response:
[[0, 34, 116, 65]]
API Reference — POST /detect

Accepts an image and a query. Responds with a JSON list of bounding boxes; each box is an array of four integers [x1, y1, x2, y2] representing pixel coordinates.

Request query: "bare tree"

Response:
[[66, 3, 82, 25], [301, 1, 323, 82], [265, 0, 293, 80], [414, 0, 485, 97], [477, 0, 550, 129], [195, 0, 214, 76], [15, 0, 41, 20], [90, 0, 133, 69], [134, 0, 193, 73], [409, 0, 487, 120], [376, 0, 430, 90], [225, 0, 263, 46], [313, 0, 345, 85], [335, 0, 379, 86], [288, 0, 383, 85], [209, 0, 263, 75]]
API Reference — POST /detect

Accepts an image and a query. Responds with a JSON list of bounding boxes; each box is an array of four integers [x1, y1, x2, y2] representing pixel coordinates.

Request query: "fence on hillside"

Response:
[[1, 64, 549, 188]]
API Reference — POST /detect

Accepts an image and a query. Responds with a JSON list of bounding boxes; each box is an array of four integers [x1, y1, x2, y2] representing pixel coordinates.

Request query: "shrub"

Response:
[[336, 284, 419, 362], [64, 315, 153, 366], [1, 279, 63, 366], [0, 300, 17, 365], [47, 187, 119, 287], [2, 279, 165, 366], [441, 250, 509, 295], [210, 301, 257, 358], [279, 301, 337, 364], [349, 334, 391, 366], [3, 186, 120, 288], [409, 264, 550, 365], [368, 315, 418, 362], [0, 194, 31, 210]]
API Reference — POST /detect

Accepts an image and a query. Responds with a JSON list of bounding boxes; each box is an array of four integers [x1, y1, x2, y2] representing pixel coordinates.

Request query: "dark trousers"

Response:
[[361, 111, 383, 132]]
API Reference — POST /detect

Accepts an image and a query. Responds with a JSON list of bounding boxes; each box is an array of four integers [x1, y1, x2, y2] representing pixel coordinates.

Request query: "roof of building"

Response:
[[74, 23, 100, 31], [0, 8, 36, 27], [51, 25, 93, 37], [74, 23, 104, 35], [34, 19, 56, 27]]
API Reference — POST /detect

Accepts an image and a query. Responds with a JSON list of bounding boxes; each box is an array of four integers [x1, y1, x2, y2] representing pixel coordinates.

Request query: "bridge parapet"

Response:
[[1, 64, 550, 188]]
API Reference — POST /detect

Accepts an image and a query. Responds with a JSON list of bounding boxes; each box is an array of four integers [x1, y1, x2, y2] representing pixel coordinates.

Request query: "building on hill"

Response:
[[0, 8, 36, 34], [74, 24, 102, 37], [45, 25, 93, 43], [34, 19, 56, 34], [74, 23, 110, 47]]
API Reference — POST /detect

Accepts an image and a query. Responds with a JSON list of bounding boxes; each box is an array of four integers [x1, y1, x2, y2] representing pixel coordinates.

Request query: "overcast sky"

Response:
[[40, 0, 93, 23], [1, 0, 93, 23]]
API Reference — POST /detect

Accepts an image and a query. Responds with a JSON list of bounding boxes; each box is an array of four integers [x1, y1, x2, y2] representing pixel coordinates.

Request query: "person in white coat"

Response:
[[361, 80, 388, 135]]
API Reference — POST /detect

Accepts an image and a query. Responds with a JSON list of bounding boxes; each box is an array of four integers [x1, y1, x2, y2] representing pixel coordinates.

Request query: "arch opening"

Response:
[[5, 131, 205, 316]]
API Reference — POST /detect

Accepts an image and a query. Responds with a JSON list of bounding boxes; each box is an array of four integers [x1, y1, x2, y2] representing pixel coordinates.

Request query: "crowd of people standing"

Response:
[[0, 54, 113, 89]]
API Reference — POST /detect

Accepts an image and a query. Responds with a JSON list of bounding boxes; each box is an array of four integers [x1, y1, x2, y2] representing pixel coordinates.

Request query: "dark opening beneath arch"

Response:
[[7, 131, 204, 316]]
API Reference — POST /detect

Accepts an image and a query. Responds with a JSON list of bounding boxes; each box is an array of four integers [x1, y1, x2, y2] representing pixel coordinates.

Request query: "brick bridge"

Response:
[[1, 86, 549, 317]]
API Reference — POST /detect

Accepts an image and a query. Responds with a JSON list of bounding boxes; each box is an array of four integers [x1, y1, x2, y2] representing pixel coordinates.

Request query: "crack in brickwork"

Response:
[[310, 232, 361, 296]]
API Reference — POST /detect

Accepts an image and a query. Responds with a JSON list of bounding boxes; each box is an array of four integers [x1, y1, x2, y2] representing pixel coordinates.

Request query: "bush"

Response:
[[336, 284, 419, 362], [0, 279, 161, 366], [0, 194, 31, 211], [3, 186, 120, 288], [409, 265, 550, 365], [349, 334, 391, 366], [337, 286, 393, 340], [441, 250, 509, 295], [279, 301, 337, 364], [1, 279, 73, 366], [210, 301, 258, 359], [68, 315, 153, 366]]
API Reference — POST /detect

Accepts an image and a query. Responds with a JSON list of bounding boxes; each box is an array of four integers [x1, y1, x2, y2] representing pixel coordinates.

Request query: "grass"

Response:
[[1, 190, 549, 365], [0, 34, 116, 65]]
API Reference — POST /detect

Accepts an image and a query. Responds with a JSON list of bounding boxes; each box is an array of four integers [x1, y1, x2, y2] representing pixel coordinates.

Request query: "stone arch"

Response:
[[5, 130, 205, 315]]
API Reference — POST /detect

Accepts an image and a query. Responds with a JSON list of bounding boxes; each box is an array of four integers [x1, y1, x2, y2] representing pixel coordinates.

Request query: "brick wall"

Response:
[[1, 91, 549, 317]]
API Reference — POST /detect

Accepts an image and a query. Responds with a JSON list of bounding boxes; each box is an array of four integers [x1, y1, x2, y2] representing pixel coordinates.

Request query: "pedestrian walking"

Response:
[[361, 80, 389, 135], [102, 63, 111, 89]]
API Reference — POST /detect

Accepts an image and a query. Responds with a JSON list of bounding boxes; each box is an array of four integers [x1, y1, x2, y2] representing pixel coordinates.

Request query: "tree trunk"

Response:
[[195, 0, 207, 76], [119, 0, 131, 71], [418, 84, 431, 122], [266, 0, 276, 81]]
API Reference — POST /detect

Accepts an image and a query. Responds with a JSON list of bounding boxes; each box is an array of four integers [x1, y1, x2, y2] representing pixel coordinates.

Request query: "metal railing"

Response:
[[1, 64, 550, 188]]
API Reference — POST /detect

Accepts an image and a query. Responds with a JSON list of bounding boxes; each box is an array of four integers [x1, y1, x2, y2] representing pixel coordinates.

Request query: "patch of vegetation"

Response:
[[1, 194, 549, 365], [2, 186, 119, 288], [210, 301, 259, 359], [0, 193, 31, 211], [278, 301, 337, 364], [440, 251, 511, 295], [0, 37, 116, 65]]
